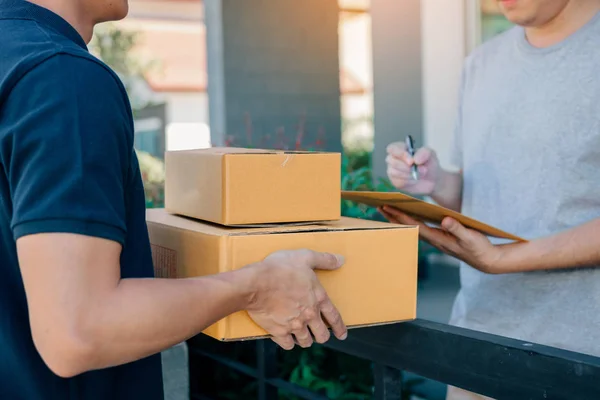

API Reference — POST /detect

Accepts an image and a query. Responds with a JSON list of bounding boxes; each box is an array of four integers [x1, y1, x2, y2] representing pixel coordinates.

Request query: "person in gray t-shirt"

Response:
[[383, 1, 600, 398]]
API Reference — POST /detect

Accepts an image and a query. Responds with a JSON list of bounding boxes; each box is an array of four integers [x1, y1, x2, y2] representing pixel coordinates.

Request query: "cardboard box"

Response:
[[165, 148, 341, 226], [342, 190, 525, 242], [146, 208, 419, 341]]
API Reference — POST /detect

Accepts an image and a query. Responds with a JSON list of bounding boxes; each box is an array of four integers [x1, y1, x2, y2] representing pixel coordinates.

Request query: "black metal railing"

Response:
[[187, 319, 600, 400]]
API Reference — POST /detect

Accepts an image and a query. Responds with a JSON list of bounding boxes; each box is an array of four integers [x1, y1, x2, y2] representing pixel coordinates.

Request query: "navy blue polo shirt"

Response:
[[0, 1, 163, 399]]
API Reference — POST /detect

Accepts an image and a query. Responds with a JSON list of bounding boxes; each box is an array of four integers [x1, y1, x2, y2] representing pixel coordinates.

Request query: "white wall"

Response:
[[421, 0, 468, 171], [339, 12, 374, 151], [164, 92, 211, 150], [165, 92, 209, 123], [341, 94, 374, 150], [339, 13, 373, 91]]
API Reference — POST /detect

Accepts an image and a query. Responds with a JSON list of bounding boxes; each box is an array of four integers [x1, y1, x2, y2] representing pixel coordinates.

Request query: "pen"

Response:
[[405, 135, 419, 180]]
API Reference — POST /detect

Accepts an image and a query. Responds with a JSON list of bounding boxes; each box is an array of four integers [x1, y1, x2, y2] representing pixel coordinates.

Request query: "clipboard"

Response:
[[341, 190, 526, 242]]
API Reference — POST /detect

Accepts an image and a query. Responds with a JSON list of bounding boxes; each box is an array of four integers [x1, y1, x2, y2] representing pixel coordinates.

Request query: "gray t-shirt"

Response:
[[450, 11, 600, 356]]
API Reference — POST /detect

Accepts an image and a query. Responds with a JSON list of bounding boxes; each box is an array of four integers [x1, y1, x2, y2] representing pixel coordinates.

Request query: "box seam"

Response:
[[222, 235, 232, 340], [221, 155, 229, 225]]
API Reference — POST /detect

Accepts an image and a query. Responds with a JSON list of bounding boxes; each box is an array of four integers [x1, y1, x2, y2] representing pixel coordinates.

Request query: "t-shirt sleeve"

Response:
[[3, 54, 133, 245], [450, 62, 469, 170]]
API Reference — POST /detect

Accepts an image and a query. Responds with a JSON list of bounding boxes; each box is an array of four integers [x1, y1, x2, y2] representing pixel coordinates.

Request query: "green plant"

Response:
[[279, 346, 428, 400], [89, 23, 158, 114], [340, 150, 395, 221], [279, 346, 373, 399], [343, 147, 371, 172], [136, 150, 165, 208]]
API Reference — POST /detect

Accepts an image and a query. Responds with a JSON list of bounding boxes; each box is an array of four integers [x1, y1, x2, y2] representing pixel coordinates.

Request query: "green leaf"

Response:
[[289, 366, 301, 384]]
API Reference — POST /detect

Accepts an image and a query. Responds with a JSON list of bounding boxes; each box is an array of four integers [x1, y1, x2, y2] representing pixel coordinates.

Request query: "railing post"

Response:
[[374, 364, 403, 400], [257, 340, 278, 400]]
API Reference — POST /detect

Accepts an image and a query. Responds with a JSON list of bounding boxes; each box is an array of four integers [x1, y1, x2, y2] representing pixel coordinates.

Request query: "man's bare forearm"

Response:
[[19, 232, 348, 378], [498, 218, 600, 273], [51, 268, 258, 377], [431, 169, 463, 211]]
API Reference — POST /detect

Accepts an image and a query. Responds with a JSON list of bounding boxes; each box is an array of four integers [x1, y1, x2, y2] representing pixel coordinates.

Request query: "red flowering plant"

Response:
[[223, 112, 327, 152]]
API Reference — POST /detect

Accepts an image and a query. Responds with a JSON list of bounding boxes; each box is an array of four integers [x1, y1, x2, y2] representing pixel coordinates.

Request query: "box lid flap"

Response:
[[146, 209, 415, 236], [165, 147, 332, 156]]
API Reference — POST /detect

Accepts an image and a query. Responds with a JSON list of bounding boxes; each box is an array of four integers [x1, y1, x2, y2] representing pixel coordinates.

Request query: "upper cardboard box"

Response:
[[165, 147, 341, 226], [146, 208, 419, 341], [342, 190, 525, 242]]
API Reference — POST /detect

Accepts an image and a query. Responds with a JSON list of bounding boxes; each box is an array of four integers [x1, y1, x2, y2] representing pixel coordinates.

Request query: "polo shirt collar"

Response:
[[0, 0, 88, 50]]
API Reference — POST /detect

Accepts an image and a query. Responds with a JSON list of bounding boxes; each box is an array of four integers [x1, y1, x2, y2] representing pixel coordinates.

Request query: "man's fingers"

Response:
[[378, 208, 401, 224], [381, 209, 468, 257], [385, 154, 411, 171], [292, 326, 314, 348], [413, 148, 432, 165], [385, 155, 410, 174], [380, 208, 419, 226], [419, 226, 451, 247], [319, 298, 347, 340], [381, 207, 423, 227], [386, 147, 414, 166], [381, 207, 415, 222], [386, 142, 407, 158], [305, 250, 344, 271], [293, 326, 314, 348], [381, 207, 450, 246], [388, 143, 434, 168], [387, 167, 411, 180], [271, 335, 295, 350], [308, 317, 331, 344]]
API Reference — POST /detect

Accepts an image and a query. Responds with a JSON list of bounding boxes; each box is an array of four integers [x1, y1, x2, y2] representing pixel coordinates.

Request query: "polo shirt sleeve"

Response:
[[3, 54, 132, 245]]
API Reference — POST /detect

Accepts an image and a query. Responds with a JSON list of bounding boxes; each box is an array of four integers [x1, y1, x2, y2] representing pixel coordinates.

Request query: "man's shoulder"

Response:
[[1, 47, 133, 149], [0, 19, 125, 104], [32, 52, 127, 97], [5, 53, 129, 122]]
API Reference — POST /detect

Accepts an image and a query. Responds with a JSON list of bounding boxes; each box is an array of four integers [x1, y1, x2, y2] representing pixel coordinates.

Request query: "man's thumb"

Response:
[[310, 251, 345, 271], [441, 217, 466, 238]]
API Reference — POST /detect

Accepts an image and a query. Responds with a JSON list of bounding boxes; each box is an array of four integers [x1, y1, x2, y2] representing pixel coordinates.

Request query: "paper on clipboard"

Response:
[[341, 190, 526, 242]]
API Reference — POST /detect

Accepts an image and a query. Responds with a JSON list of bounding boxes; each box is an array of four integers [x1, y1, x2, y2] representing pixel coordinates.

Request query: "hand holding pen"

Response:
[[384, 136, 442, 196], [405, 135, 419, 181]]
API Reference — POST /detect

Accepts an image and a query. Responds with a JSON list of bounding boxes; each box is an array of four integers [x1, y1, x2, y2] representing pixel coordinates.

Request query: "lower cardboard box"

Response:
[[146, 208, 419, 341]]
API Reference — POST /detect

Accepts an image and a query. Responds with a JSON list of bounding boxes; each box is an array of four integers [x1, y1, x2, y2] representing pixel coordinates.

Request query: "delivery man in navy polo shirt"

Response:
[[0, 0, 348, 398]]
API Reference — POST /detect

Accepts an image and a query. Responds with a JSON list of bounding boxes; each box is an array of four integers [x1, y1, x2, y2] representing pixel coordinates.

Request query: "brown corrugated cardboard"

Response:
[[164, 147, 341, 226], [341, 190, 525, 242], [146, 208, 419, 341]]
